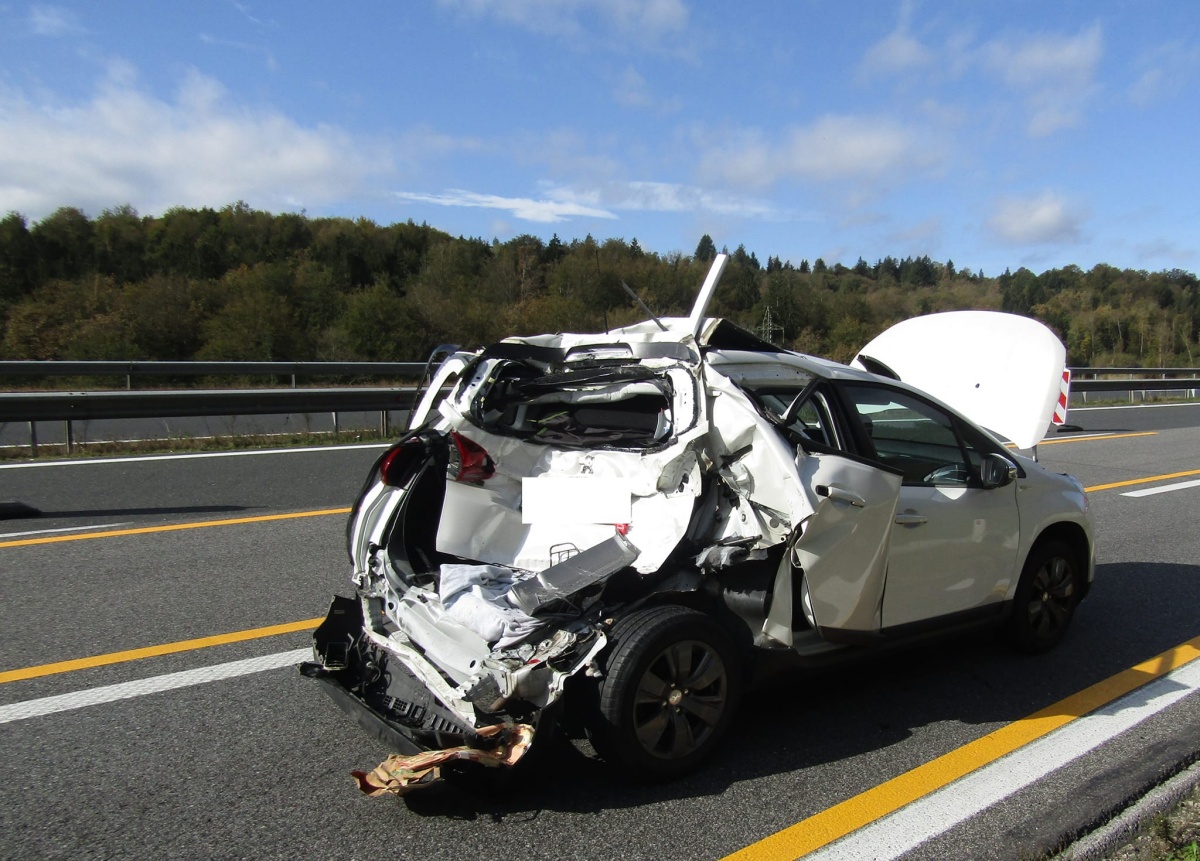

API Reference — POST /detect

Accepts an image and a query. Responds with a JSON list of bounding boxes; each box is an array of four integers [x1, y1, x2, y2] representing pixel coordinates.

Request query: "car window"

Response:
[[746, 386, 843, 451], [838, 385, 977, 486]]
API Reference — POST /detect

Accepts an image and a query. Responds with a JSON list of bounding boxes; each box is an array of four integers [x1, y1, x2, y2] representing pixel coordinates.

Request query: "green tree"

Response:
[[94, 205, 148, 284], [31, 207, 95, 283], [694, 234, 717, 263]]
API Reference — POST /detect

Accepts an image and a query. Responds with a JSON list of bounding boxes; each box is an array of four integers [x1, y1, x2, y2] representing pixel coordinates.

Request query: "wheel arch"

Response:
[[1027, 520, 1093, 601]]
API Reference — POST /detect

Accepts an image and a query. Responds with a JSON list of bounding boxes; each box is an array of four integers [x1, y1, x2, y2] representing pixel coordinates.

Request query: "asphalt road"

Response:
[[0, 406, 1198, 861]]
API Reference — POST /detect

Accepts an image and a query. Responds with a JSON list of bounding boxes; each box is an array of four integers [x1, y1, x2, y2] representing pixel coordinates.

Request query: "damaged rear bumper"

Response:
[[301, 663, 423, 756], [300, 595, 489, 756], [300, 595, 537, 795]]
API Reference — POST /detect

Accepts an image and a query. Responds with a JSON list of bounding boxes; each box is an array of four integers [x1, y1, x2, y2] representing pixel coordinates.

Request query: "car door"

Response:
[[747, 384, 902, 643], [790, 450, 903, 633], [836, 383, 1021, 629]]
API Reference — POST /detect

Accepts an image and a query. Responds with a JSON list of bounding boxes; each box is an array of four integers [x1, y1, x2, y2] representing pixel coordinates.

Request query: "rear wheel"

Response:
[[1006, 539, 1082, 654], [587, 605, 741, 781]]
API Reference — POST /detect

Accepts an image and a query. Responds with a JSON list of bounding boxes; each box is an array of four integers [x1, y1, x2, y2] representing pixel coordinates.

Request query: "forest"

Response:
[[1, 203, 1197, 369]]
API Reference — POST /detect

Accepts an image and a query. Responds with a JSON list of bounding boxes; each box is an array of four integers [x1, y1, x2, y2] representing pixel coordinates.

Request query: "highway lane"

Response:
[[1063, 399, 1200, 433], [1, 418, 1199, 860]]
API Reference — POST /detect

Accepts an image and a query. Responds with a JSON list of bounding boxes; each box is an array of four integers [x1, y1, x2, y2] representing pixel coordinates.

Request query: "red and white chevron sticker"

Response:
[[1052, 368, 1071, 425]]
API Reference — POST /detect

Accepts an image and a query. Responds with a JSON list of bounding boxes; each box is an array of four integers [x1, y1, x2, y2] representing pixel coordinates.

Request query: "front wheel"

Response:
[[1006, 539, 1082, 654], [587, 605, 741, 781]]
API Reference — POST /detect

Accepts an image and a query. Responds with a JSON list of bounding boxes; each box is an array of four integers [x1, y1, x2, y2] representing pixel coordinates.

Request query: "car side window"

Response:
[[751, 386, 845, 453], [838, 385, 976, 486], [783, 391, 840, 449]]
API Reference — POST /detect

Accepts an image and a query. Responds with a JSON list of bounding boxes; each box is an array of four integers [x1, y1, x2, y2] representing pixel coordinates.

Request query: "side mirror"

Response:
[[979, 453, 1017, 489]]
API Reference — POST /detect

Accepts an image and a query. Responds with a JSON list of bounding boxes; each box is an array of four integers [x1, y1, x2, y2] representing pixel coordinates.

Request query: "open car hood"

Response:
[[852, 311, 1067, 450]]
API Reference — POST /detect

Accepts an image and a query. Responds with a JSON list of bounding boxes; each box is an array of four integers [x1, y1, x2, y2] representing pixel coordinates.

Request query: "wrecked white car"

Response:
[[302, 254, 1094, 794]]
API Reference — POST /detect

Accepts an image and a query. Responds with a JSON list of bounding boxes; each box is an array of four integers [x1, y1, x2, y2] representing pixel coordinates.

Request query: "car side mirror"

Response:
[[979, 453, 1017, 489]]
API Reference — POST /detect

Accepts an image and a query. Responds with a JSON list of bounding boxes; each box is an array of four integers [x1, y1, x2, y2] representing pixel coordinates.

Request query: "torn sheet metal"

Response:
[[351, 723, 535, 797]]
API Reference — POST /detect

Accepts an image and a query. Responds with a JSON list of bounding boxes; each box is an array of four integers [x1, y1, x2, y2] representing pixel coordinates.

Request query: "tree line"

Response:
[[1, 203, 1197, 369]]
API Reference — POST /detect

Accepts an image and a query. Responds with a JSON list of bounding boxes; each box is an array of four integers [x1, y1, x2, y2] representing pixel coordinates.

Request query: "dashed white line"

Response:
[[0, 443, 389, 470], [0, 648, 310, 724], [1122, 479, 1200, 498], [0, 522, 132, 540]]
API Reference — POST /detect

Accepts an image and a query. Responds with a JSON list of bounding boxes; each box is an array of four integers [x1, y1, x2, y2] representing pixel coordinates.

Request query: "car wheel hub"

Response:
[[633, 640, 728, 760]]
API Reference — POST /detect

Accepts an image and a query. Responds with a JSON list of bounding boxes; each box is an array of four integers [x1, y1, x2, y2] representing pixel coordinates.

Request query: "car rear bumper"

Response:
[[299, 595, 498, 756]]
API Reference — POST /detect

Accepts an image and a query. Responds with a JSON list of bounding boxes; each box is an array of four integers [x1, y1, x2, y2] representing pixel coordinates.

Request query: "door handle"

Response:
[[816, 484, 865, 507], [894, 512, 928, 526]]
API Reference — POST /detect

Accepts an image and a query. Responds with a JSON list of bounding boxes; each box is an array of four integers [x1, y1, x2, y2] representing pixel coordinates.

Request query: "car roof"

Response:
[[705, 346, 873, 383]]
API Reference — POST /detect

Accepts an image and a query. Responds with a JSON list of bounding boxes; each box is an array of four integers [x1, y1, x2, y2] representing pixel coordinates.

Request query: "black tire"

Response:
[[1006, 539, 1082, 654], [587, 605, 741, 781]]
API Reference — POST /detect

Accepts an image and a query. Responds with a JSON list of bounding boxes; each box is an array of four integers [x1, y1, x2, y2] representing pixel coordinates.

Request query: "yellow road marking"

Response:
[[0, 507, 352, 548], [1086, 467, 1200, 493], [0, 617, 323, 684], [1040, 431, 1158, 445], [724, 634, 1200, 861]]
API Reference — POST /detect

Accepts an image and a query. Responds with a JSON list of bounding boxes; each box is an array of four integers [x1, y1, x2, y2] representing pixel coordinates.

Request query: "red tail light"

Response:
[[379, 441, 424, 487], [449, 432, 494, 483]]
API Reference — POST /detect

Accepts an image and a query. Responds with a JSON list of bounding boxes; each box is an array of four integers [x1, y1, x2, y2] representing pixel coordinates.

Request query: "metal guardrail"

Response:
[[0, 387, 422, 456], [0, 388, 417, 422], [0, 360, 426, 388], [1, 362, 1197, 456], [1068, 367, 1200, 403]]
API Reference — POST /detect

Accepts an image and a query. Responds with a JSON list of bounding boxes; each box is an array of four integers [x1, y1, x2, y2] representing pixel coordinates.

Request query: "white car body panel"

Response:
[[310, 254, 1095, 790], [884, 482, 1020, 627], [792, 452, 902, 632], [853, 311, 1067, 450]]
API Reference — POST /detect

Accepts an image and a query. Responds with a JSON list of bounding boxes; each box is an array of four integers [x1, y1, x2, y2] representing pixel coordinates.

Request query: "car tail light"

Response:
[[378, 440, 425, 487], [449, 432, 494, 483]]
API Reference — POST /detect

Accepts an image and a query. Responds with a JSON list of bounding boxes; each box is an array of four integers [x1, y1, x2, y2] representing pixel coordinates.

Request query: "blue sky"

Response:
[[1, 1, 1197, 276]]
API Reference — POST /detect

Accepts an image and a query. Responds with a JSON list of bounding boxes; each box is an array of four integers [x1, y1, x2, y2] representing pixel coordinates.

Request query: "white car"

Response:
[[303, 254, 1094, 792]]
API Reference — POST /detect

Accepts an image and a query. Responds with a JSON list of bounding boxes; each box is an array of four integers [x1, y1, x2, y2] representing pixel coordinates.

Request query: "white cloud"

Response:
[[861, 29, 931, 78], [887, 216, 942, 249], [1127, 41, 1200, 108], [198, 32, 278, 72], [608, 0, 688, 35], [545, 180, 779, 219], [1133, 238, 1194, 266], [0, 64, 391, 221], [436, 0, 687, 42], [612, 65, 681, 113], [700, 115, 938, 190], [394, 178, 781, 225], [980, 24, 1103, 136], [858, 1, 931, 82], [28, 5, 78, 36], [985, 192, 1084, 245], [393, 189, 616, 223]]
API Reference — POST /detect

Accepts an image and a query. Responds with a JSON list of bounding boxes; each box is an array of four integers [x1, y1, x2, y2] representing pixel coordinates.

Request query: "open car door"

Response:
[[762, 450, 902, 645]]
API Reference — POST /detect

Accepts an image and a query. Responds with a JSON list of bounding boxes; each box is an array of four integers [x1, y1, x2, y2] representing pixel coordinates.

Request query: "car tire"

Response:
[[587, 604, 741, 781], [1006, 539, 1082, 654]]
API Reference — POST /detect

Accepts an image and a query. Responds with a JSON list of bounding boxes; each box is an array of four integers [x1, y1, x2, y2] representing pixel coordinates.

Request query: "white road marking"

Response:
[[0, 648, 310, 724], [0, 443, 390, 469], [1121, 479, 1200, 498], [1071, 401, 1200, 412], [0, 523, 131, 539], [807, 656, 1200, 860]]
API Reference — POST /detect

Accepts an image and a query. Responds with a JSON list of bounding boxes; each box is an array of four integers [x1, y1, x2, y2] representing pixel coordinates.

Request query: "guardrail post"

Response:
[[65, 420, 74, 454], [28, 421, 38, 458]]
